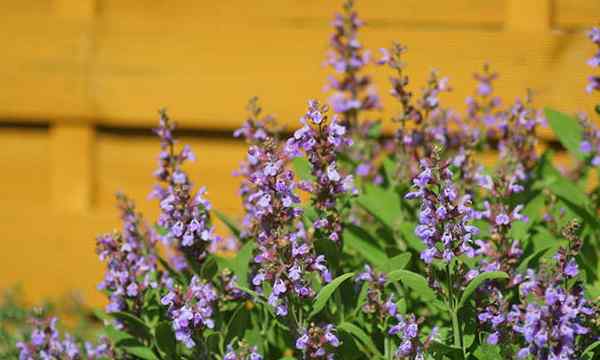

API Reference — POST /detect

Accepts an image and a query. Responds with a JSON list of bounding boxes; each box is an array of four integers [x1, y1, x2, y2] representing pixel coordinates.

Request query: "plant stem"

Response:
[[447, 264, 463, 352], [451, 309, 462, 350]]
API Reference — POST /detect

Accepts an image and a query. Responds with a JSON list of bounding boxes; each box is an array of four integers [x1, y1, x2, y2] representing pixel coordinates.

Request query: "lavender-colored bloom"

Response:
[[577, 113, 600, 167], [388, 314, 435, 358], [96, 193, 157, 315], [285, 100, 355, 242], [479, 237, 594, 359], [564, 259, 579, 277], [224, 340, 263, 360], [151, 110, 216, 266], [296, 323, 339, 359], [236, 102, 333, 317], [354, 265, 393, 317], [405, 159, 480, 264], [326, 0, 380, 129], [17, 317, 114, 360], [587, 27, 600, 93], [161, 276, 218, 348]]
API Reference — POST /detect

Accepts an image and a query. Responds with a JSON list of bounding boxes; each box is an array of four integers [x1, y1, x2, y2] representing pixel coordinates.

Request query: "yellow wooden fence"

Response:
[[1, 0, 599, 306]]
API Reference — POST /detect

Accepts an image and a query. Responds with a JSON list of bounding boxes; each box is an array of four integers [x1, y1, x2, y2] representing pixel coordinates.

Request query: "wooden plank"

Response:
[[554, 0, 600, 29], [50, 124, 95, 212], [96, 134, 247, 216], [1, 12, 596, 133], [99, 0, 506, 27], [0, 128, 51, 207], [506, 0, 552, 32]]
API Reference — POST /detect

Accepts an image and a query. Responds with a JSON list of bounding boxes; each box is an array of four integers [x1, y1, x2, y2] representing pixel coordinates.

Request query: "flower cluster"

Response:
[[380, 43, 457, 178], [224, 340, 263, 360], [494, 93, 545, 176], [238, 109, 332, 316], [295, 323, 340, 359], [479, 222, 595, 358], [285, 100, 355, 242], [466, 63, 501, 129], [160, 276, 218, 348], [96, 193, 157, 314], [219, 268, 246, 301], [234, 97, 281, 236], [355, 265, 396, 319], [587, 27, 600, 93], [578, 113, 600, 166], [150, 110, 216, 264], [16, 317, 113, 360], [326, 0, 380, 127], [405, 157, 479, 264], [388, 314, 437, 359]]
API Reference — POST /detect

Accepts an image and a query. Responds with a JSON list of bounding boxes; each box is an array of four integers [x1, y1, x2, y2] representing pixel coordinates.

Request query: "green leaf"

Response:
[[232, 241, 256, 288], [429, 341, 463, 359], [309, 272, 355, 318], [93, 308, 110, 322], [518, 246, 555, 272], [386, 270, 436, 301], [157, 256, 186, 285], [105, 325, 133, 344], [292, 156, 313, 181], [155, 321, 176, 358], [123, 346, 159, 360], [398, 222, 426, 251], [108, 311, 152, 341], [458, 271, 508, 310], [378, 253, 411, 273], [338, 322, 382, 357], [509, 193, 544, 241], [539, 158, 588, 207], [544, 108, 584, 160], [343, 225, 387, 265], [582, 340, 600, 357], [473, 343, 502, 360], [214, 210, 241, 239], [356, 183, 402, 230]]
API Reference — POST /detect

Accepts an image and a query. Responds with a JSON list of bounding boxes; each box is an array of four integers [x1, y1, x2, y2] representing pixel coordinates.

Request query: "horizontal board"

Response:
[[554, 0, 600, 29], [0, 128, 51, 206], [1, 13, 597, 134], [100, 0, 506, 27], [96, 134, 247, 217]]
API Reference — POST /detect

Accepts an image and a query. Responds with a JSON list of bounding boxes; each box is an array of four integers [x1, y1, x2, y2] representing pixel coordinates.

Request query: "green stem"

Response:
[[451, 309, 462, 350], [447, 264, 463, 352]]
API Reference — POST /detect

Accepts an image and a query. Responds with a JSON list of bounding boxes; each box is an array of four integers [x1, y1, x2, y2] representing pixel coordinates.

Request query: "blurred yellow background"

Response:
[[1, 0, 599, 307]]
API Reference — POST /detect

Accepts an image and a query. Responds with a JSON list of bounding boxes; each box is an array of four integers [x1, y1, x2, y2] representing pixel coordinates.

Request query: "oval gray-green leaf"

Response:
[[386, 269, 436, 301], [123, 346, 159, 360], [343, 225, 387, 265], [155, 321, 176, 358], [309, 272, 355, 318], [338, 322, 382, 357], [378, 253, 411, 273], [458, 271, 508, 309]]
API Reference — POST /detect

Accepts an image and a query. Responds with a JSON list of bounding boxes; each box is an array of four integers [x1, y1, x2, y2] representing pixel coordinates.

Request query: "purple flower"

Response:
[[224, 340, 263, 360], [151, 110, 216, 265], [405, 160, 480, 264], [96, 194, 157, 315], [161, 276, 218, 348], [564, 259, 579, 277], [388, 314, 433, 358], [18, 317, 114, 359], [285, 100, 355, 242], [296, 323, 339, 359]]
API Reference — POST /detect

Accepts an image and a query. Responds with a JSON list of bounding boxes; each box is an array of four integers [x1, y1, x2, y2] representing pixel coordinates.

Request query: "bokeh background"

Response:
[[1, 0, 599, 307]]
